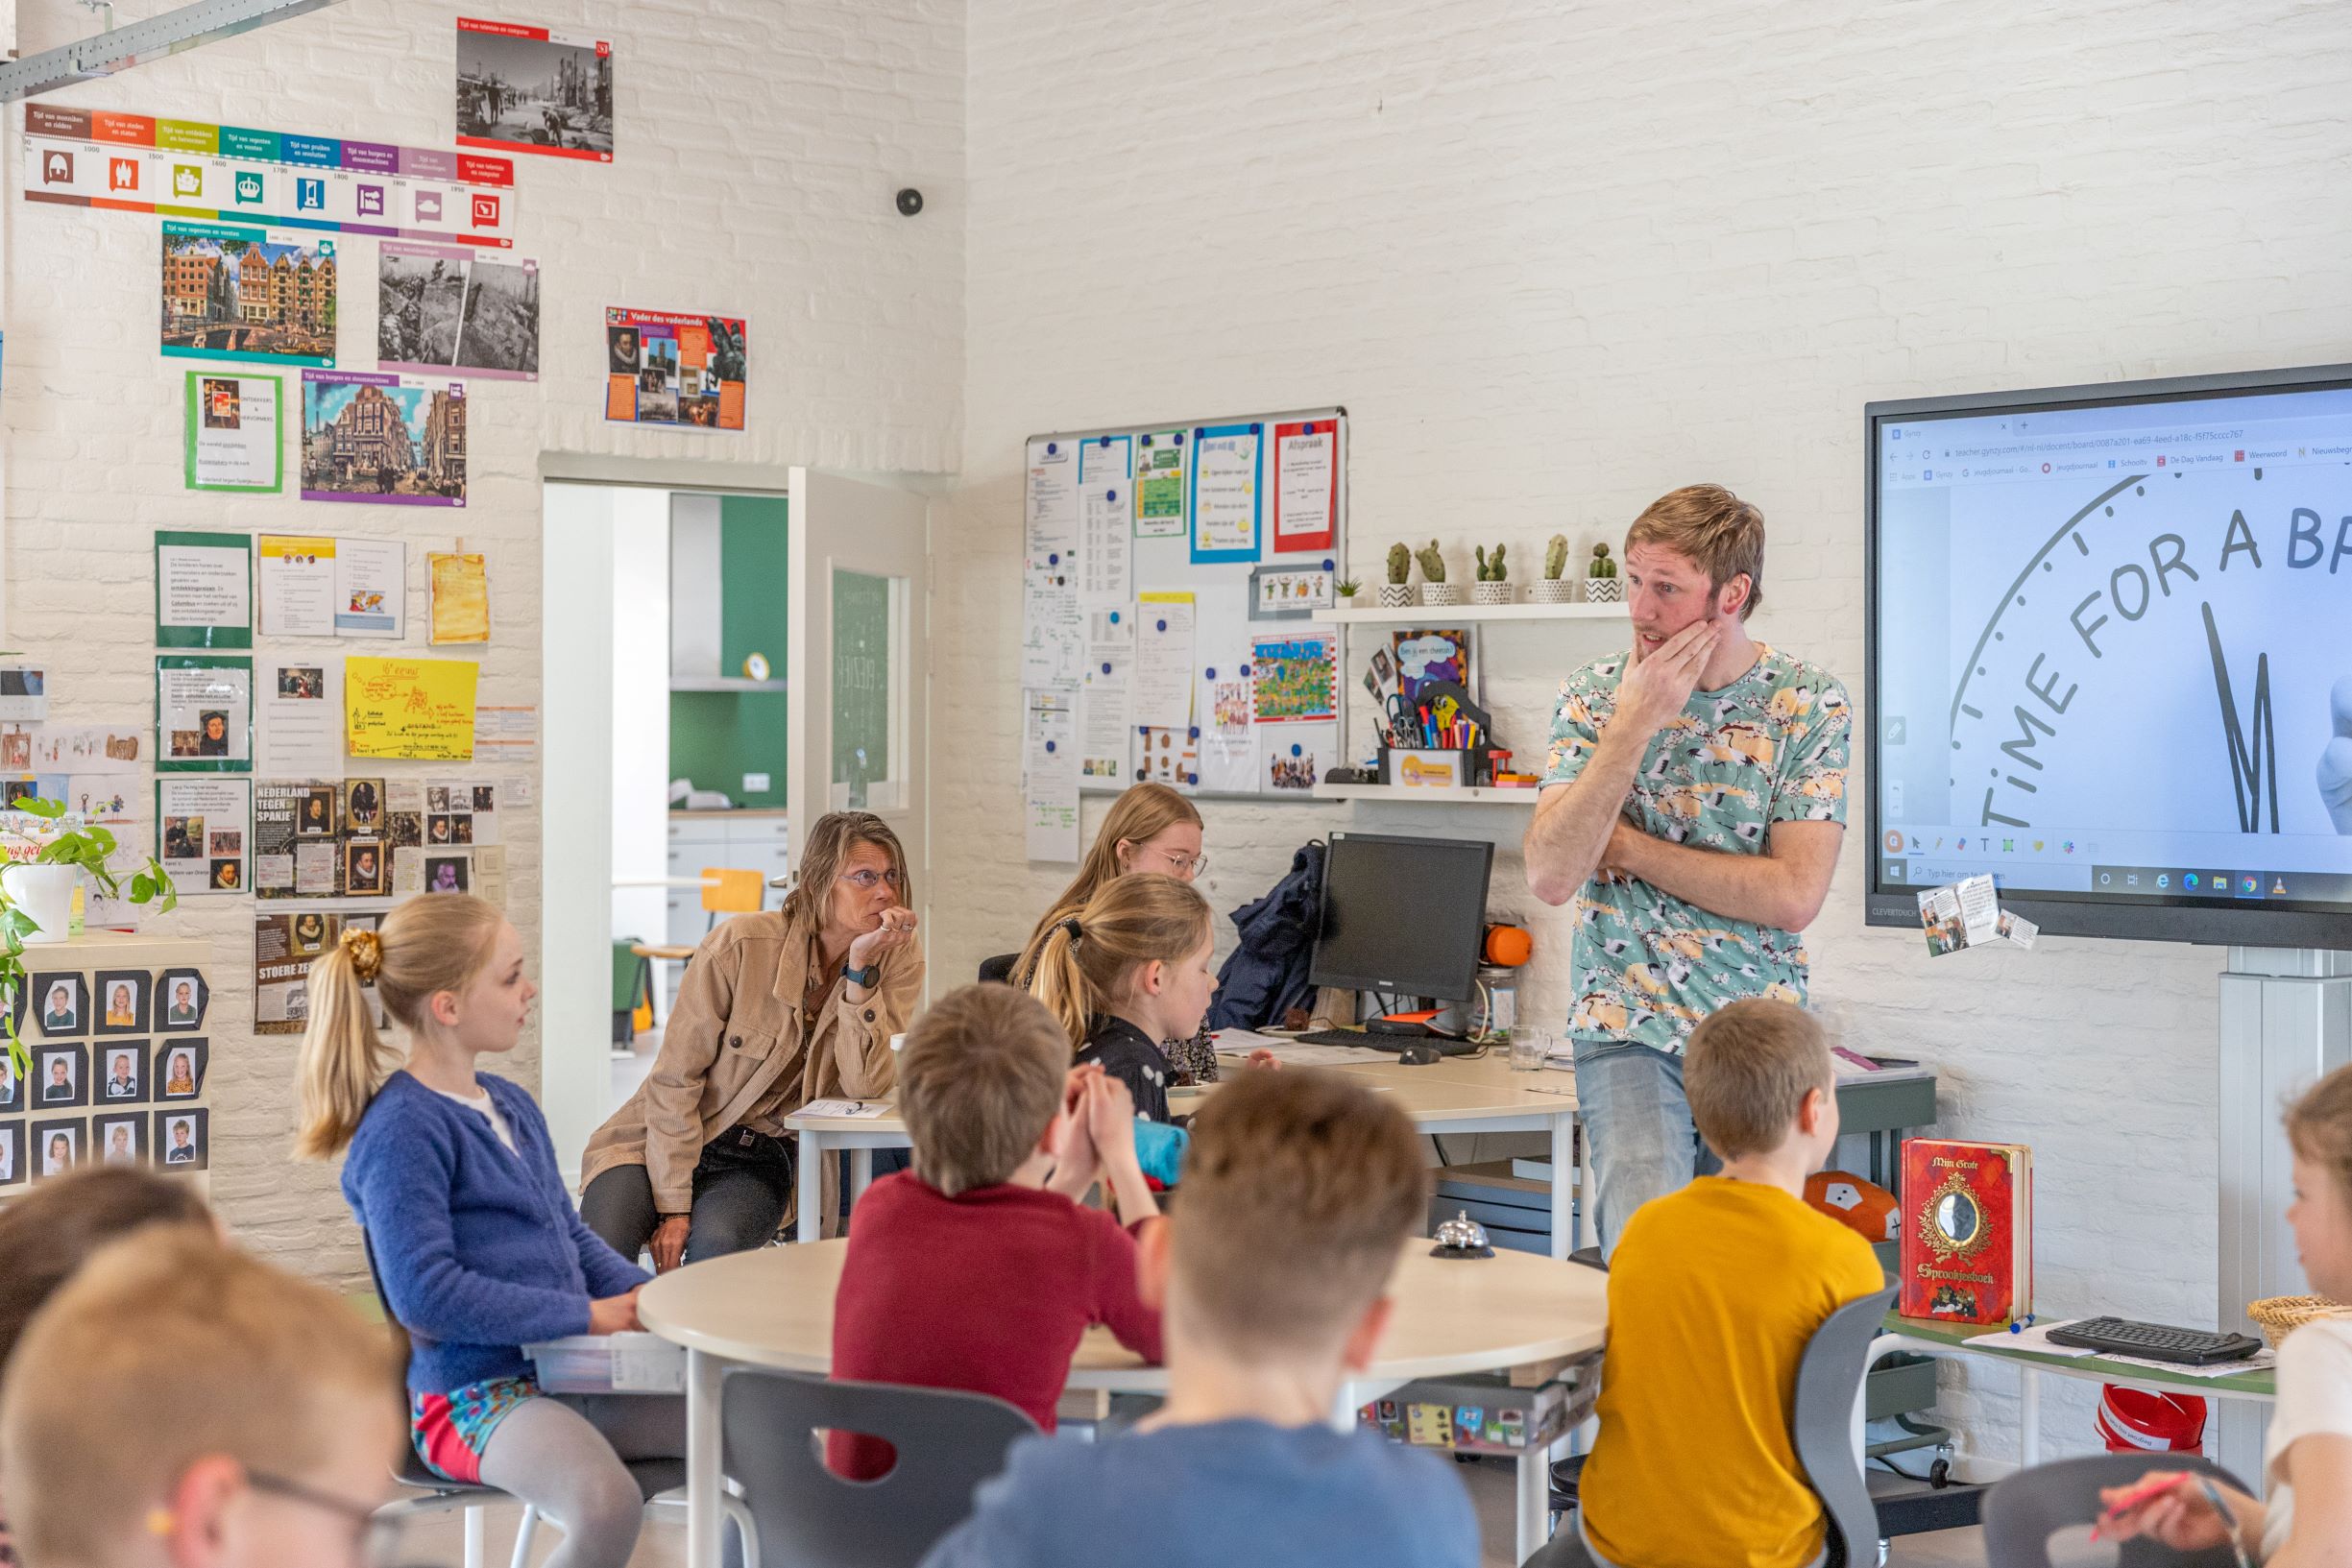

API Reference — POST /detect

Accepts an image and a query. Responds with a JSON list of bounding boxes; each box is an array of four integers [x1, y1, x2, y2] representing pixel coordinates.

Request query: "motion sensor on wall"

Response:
[[896, 188, 924, 216]]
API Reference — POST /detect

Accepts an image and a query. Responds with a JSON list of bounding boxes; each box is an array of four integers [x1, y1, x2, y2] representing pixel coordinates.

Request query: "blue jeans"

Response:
[[1571, 1040, 1719, 1258]]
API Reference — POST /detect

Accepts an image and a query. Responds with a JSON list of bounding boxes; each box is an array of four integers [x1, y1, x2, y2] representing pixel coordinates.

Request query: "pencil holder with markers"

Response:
[[1377, 680, 1499, 788], [1379, 744, 1497, 789]]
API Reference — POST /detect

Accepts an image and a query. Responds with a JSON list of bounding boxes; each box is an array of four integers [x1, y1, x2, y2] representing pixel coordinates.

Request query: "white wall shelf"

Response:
[[1311, 783, 1543, 806], [1328, 601, 1625, 624]]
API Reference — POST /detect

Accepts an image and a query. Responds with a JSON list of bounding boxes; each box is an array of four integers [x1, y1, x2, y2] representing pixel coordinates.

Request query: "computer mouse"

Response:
[[1398, 1044, 1442, 1066]]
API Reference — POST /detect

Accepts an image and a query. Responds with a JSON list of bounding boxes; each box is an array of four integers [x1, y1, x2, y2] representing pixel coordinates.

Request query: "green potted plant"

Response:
[[1335, 576, 1362, 605], [1531, 533, 1576, 604], [1586, 542, 1623, 604], [1473, 543, 1513, 606], [0, 798, 177, 1080], [1417, 541, 1461, 606], [1380, 543, 1415, 608]]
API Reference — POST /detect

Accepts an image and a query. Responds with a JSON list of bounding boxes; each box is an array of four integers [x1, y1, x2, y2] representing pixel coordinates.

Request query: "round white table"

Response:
[[640, 1236, 1608, 1566]]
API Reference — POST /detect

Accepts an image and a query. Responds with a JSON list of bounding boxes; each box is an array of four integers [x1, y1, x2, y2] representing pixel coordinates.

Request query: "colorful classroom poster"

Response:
[[257, 535, 407, 638], [1078, 434, 1133, 608], [25, 105, 519, 248], [1022, 688, 1080, 862], [256, 660, 344, 776], [183, 373, 283, 493], [1189, 422, 1262, 564], [378, 243, 541, 379], [159, 222, 335, 366], [300, 373, 467, 506], [456, 18, 615, 161], [1272, 419, 1338, 552], [256, 908, 347, 1033], [253, 779, 344, 897], [427, 553, 492, 644], [1133, 428, 1187, 540], [345, 658, 479, 760], [153, 532, 254, 650], [1131, 591, 1197, 730], [1250, 629, 1338, 723], [1391, 627, 1473, 703], [604, 308, 745, 429], [158, 779, 250, 895], [1249, 563, 1336, 620], [156, 656, 253, 773]]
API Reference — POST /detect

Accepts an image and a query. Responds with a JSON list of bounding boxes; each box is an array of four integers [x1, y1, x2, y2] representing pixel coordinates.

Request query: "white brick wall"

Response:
[[7, 0, 963, 1285], [945, 0, 2352, 1467]]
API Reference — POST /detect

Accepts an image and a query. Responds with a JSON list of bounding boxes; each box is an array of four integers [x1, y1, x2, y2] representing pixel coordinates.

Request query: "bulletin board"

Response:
[[1019, 407, 1347, 859]]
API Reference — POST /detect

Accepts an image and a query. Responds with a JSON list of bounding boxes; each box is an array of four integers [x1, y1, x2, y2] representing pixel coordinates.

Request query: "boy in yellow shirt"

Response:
[[1573, 999, 1883, 1568]]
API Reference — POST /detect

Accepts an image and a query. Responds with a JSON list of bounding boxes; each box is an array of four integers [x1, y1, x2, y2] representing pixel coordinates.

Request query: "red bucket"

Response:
[[2097, 1385, 2207, 1453]]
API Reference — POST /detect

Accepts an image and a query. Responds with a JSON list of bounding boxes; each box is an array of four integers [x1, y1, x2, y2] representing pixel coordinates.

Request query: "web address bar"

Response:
[[1935, 425, 2246, 462]]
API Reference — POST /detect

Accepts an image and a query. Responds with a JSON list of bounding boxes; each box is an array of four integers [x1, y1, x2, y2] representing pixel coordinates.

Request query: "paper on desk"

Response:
[[801, 1098, 889, 1119], [1964, 1321, 2102, 1358], [1212, 1029, 1387, 1067]]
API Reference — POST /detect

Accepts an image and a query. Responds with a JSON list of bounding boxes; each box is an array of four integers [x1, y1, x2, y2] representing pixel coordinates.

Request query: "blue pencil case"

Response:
[[1132, 1119, 1190, 1187]]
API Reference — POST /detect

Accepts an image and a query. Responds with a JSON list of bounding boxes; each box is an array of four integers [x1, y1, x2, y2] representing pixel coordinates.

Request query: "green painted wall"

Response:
[[669, 495, 788, 808]]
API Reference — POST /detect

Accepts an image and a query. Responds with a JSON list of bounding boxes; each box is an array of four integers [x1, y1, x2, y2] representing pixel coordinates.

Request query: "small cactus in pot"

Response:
[[1418, 541, 1463, 606], [1472, 543, 1513, 605]]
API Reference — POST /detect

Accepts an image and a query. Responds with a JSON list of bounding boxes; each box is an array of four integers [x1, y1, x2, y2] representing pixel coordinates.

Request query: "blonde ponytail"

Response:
[[1019, 873, 1212, 1051], [292, 894, 506, 1160]]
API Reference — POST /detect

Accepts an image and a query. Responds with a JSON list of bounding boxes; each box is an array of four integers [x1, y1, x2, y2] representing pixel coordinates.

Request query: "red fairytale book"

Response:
[[1898, 1138, 2033, 1325]]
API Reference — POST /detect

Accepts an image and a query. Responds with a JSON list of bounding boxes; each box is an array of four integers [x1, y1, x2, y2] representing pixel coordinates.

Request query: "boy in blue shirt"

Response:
[[920, 1068, 1477, 1568]]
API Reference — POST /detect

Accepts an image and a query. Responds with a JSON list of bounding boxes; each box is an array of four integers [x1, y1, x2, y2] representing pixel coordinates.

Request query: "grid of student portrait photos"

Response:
[[251, 776, 505, 899], [0, 954, 214, 1194]]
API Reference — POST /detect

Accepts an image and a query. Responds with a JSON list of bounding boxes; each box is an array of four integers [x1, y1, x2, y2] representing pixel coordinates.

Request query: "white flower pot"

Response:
[[1421, 582, 1464, 606], [3, 863, 78, 944], [1585, 578, 1623, 604], [1378, 584, 1416, 609], [1527, 579, 1578, 604], [1472, 581, 1515, 606]]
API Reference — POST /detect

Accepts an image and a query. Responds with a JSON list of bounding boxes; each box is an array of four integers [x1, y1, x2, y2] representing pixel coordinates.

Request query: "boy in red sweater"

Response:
[[829, 983, 1162, 1477]]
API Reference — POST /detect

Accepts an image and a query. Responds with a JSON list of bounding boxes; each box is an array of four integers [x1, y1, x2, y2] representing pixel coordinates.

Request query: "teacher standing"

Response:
[[1523, 486, 1849, 1257], [581, 810, 924, 1268]]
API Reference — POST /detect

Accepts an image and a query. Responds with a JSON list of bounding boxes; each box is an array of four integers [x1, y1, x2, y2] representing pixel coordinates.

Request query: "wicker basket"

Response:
[[2246, 1294, 2352, 1347]]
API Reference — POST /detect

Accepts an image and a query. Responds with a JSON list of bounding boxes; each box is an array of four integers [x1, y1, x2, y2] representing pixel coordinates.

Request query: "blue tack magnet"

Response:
[[1138, 726, 1150, 736], [1045, 741, 1055, 753], [1100, 435, 1112, 447], [1249, 422, 1262, 435], [1186, 773, 1198, 784], [1322, 558, 1335, 571], [1188, 727, 1200, 740], [1109, 611, 1121, 623], [1240, 663, 1251, 677], [1107, 489, 1118, 503], [1047, 442, 1057, 455], [1205, 667, 1216, 679], [1156, 619, 1167, 633], [1173, 431, 1184, 446], [1101, 662, 1112, 675], [1291, 743, 1302, 758], [1049, 552, 1059, 565], [1140, 434, 1152, 446]]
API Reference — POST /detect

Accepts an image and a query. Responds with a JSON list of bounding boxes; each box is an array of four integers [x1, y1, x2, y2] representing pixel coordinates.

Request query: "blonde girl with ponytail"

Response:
[[1018, 873, 1220, 1127], [295, 895, 710, 1568]]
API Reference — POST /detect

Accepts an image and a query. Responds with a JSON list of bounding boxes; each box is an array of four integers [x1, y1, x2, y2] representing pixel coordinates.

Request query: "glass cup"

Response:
[[1509, 1028, 1550, 1073]]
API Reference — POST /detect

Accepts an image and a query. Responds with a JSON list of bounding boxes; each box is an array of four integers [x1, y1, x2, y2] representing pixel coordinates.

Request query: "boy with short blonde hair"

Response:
[[830, 982, 1162, 1478], [1572, 998, 1882, 1568], [921, 1069, 1478, 1568], [0, 1225, 405, 1568]]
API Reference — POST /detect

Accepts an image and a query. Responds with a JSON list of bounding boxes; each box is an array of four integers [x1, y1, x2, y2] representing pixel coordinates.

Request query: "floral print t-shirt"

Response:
[[1541, 644, 1851, 1056]]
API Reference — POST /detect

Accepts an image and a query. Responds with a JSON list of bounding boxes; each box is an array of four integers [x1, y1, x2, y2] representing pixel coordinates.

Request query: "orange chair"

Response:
[[629, 869, 772, 1022]]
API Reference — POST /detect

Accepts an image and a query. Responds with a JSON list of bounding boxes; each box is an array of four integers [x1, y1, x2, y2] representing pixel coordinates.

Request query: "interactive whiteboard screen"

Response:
[[1865, 366, 2352, 944]]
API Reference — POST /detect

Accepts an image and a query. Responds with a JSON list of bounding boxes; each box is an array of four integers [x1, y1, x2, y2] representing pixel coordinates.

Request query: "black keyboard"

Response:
[[2045, 1316, 2265, 1365], [1293, 1028, 1480, 1056]]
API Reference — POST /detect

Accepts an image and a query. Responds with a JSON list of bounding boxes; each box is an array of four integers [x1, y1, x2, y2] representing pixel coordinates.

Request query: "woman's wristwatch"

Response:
[[841, 963, 879, 991]]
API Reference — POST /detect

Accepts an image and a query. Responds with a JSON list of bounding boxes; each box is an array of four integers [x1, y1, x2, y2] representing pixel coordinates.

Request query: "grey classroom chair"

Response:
[[1983, 1452, 2250, 1567], [1525, 1285, 1900, 1568], [721, 1365, 1041, 1568]]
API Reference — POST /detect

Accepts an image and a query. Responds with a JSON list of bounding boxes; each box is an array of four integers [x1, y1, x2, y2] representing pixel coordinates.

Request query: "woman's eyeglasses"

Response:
[[1151, 848, 1209, 877], [837, 868, 905, 890]]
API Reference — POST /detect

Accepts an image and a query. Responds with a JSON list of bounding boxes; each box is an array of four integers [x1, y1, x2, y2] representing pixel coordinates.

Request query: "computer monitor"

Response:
[[1309, 832, 1494, 1002]]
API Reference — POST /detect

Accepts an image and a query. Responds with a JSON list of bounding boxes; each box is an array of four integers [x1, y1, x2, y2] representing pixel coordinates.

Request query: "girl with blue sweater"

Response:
[[294, 894, 685, 1568]]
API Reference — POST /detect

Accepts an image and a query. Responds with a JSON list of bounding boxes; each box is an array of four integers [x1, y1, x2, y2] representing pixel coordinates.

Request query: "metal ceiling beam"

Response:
[[0, 0, 347, 103]]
